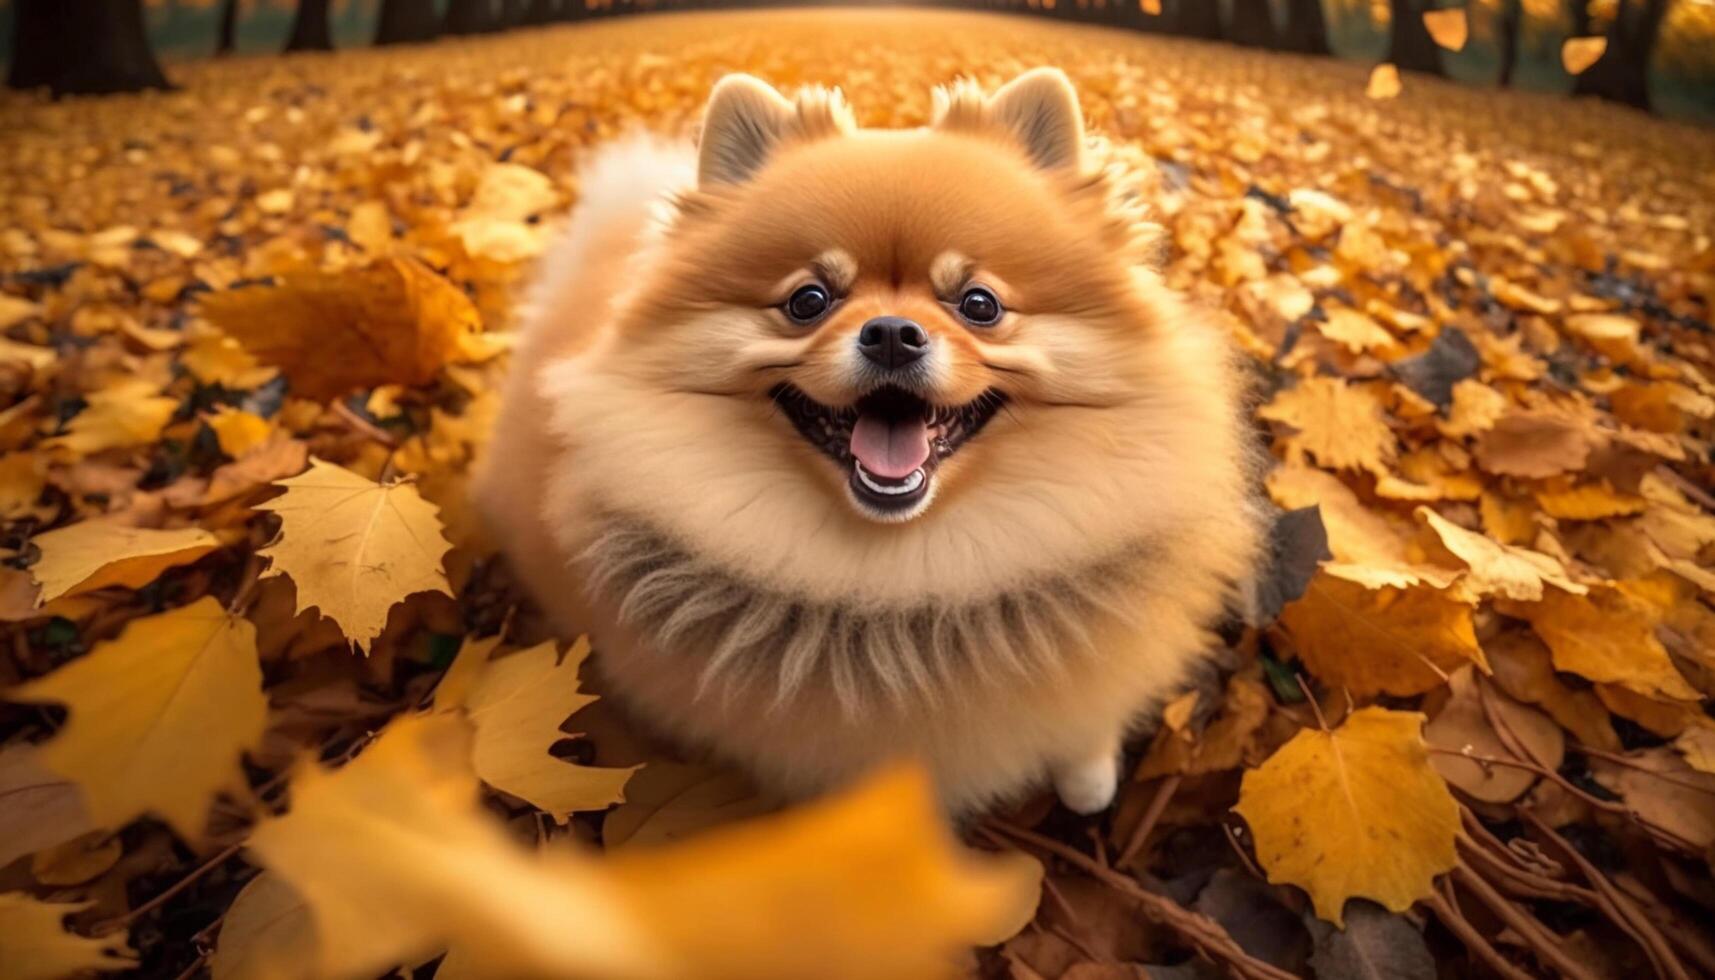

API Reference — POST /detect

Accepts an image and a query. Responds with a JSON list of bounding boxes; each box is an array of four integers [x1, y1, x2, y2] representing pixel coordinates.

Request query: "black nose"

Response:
[[857, 316, 930, 371]]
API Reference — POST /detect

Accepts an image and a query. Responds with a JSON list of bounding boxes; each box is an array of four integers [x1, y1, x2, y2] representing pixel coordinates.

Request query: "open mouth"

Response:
[[771, 383, 1005, 517]]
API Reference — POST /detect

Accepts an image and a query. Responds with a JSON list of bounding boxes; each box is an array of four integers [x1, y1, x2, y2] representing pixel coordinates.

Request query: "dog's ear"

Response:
[[697, 74, 796, 188], [935, 68, 1085, 173], [986, 68, 1084, 172]]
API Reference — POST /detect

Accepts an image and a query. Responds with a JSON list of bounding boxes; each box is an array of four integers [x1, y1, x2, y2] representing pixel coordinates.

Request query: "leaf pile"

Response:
[[1, 9, 1713, 980]]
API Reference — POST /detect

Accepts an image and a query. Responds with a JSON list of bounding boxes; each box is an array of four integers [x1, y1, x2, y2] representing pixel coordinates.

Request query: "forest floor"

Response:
[[1, 9, 1714, 980]]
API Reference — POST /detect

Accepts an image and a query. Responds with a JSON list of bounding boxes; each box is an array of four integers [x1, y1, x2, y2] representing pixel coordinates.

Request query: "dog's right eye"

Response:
[[784, 284, 832, 324]]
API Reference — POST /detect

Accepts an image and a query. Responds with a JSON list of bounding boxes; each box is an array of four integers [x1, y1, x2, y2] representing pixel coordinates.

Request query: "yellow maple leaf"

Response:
[[1235, 707, 1457, 925], [1416, 508, 1585, 602], [458, 637, 637, 820], [199, 257, 481, 401], [256, 458, 453, 651], [245, 713, 1036, 980], [206, 407, 275, 458], [1258, 378, 1396, 476], [1422, 8, 1467, 51], [0, 894, 134, 980], [5, 596, 266, 837], [1503, 586, 1699, 702], [29, 522, 222, 603], [1280, 573, 1486, 697], [44, 380, 178, 457]]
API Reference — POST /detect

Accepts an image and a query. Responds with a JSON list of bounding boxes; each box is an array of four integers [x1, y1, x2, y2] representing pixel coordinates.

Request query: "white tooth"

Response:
[[856, 465, 925, 496]]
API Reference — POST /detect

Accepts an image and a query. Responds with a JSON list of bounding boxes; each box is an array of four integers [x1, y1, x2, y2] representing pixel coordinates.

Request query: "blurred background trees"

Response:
[[0, 0, 1710, 119]]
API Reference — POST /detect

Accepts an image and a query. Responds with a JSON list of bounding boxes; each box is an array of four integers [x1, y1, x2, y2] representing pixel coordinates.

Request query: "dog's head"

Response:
[[549, 70, 1244, 604]]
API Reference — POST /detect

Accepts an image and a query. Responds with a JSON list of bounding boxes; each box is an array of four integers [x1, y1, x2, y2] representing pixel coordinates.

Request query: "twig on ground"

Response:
[[1521, 810, 1691, 980], [984, 819, 1298, 980], [1426, 885, 1536, 980], [1116, 773, 1180, 868]]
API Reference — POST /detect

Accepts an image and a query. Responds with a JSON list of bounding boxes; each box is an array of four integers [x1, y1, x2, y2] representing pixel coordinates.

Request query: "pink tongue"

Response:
[[850, 414, 931, 480]]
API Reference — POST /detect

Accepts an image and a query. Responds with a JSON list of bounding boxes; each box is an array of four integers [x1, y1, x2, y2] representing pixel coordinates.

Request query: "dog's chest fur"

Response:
[[580, 514, 1175, 716]]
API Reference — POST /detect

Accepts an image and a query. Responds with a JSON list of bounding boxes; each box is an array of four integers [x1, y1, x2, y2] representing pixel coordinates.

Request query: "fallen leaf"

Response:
[[30, 832, 123, 886], [1484, 630, 1620, 752], [211, 874, 317, 980], [1305, 900, 1434, 980], [1534, 483, 1646, 520], [29, 522, 221, 602], [199, 257, 481, 401], [0, 746, 94, 868], [605, 762, 781, 850], [1280, 575, 1485, 697], [247, 713, 1036, 980], [1267, 464, 1459, 590], [256, 458, 453, 651], [1259, 378, 1396, 475], [461, 637, 637, 820], [200, 435, 311, 506], [1425, 667, 1563, 804], [1317, 307, 1399, 355], [1591, 748, 1715, 850], [1503, 586, 1699, 701], [0, 451, 46, 519], [207, 407, 274, 458], [0, 894, 134, 980], [181, 332, 277, 389], [1416, 508, 1584, 602], [1235, 707, 1457, 925], [6, 596, 266, 837], [1473, 410, 1592, 478], [1674, 728, 1715, 774], [44, 380, 178, 457], [1438, 380, 1507, 439]]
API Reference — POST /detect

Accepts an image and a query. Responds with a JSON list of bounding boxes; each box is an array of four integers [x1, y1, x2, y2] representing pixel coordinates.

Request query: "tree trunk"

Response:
[[216, 0, 240, 56], [1386, 0, 1444, 75], [524, 0, 560, 24], [1228, 0, 1279, 46], [1566, 0, 1591, 36], [500, 0, 529, 26], [7, 0, 171, 95], [1573, 0, 1671, 110], [445, 0, 499, 33], [1282, 0, 1331, 53], [284, 0, 333, 51], [1497, 0, 1523, 85], [376, 0, 439, 44], [1171, 0, 1223, 38]]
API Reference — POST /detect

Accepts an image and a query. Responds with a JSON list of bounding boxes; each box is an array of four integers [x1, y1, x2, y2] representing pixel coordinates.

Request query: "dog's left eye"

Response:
[[956, 287, 1003, 326], [784, 284, 832, 324]]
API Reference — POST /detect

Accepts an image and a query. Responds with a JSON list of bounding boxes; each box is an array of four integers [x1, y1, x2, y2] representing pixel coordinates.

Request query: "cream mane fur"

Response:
[[580, 513, 1176, 716]]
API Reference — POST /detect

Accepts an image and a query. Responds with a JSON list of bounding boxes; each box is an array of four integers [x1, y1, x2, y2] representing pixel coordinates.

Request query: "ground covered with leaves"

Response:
[[1, 9, 1713, 980]]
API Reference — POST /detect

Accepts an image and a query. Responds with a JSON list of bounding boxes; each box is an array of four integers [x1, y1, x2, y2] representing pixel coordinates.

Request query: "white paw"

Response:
[[1053, 755, 1118, 815]]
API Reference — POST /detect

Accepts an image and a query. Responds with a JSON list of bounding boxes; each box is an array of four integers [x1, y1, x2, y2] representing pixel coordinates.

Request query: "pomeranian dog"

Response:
[[475, 68, 1263, 815]]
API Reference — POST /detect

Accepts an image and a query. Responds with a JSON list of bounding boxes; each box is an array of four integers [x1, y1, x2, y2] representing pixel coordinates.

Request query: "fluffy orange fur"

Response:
[[475, 69, 1264, 814]]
